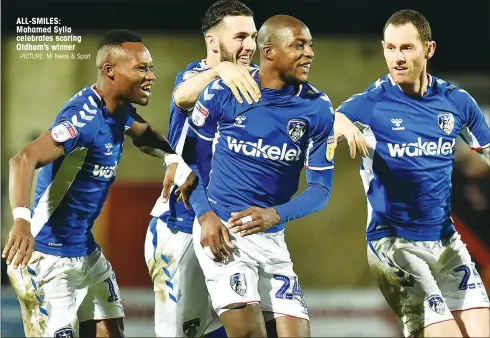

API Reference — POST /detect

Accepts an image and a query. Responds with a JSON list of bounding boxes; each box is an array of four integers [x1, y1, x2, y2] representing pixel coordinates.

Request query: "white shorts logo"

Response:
[[55, 327, 74, 338], [427, 294, 446, 315], [230, 272, 247, 296]]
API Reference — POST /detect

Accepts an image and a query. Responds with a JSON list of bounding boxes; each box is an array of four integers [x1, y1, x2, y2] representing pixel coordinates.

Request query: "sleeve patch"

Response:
[[326, 136, 335, 161], [51, 121, 78, 142], [191, 101, 209, 127]]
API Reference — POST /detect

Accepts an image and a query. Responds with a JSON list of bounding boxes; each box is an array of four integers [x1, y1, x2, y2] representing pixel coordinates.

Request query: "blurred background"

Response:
[[1, 0, 489, 336]]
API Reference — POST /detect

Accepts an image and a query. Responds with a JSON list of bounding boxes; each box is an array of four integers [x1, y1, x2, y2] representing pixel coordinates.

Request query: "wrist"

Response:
[[164, 153, 180, 167], [198, 211, 216, 224], [268, 207, 281, 225], [12, 207, 32, 223]]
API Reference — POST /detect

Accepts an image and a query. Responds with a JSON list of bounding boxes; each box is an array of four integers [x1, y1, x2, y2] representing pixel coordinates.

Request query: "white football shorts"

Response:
[[192, 217, 309, 321], [145, 216, 221, 337], [367, 232, 489, 337], [7, 247, 124, 337]]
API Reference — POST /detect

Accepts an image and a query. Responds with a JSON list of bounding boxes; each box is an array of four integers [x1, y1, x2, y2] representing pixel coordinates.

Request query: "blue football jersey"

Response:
[[188, 73, 335, 233], [31, 85, 135, 257], [337, 74, 490, 241], [150, 60, 260, 234], [150, 59, 211, 234]]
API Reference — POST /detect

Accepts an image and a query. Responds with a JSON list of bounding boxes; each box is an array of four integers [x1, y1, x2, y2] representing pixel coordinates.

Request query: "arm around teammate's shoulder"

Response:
[[174, 61, 260, 109]]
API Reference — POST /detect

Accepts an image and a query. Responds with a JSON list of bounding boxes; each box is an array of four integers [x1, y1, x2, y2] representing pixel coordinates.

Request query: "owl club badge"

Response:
[[438, 112, 454, 135], [326, 136, 335, 161]]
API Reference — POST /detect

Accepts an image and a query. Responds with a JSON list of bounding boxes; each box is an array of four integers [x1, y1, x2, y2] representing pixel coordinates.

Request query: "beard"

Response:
[[219, 41, 235, 63]]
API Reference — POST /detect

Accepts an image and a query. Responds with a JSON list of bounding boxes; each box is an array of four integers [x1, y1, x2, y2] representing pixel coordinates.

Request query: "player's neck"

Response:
[[257, 69, 289, 90], [93, 81, 124, 114], [398, 69, 430, 97], [205, 51, 221, 68]]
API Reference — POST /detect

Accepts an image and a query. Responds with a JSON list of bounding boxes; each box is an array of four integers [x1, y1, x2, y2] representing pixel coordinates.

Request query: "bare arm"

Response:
[[125, 112, 176, 159], [174, 67, 221, 110], [9, 131, 65, 211], [334, 112, 369, 158], [476, 147, 490, 167], [174, 61, 260, 110], [125, 112, 196, 207], [3, 131, 65, 268]]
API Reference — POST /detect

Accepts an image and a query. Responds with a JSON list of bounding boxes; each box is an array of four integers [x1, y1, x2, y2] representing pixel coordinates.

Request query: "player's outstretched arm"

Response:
[[174, 61, 260, 109], [3, 131, 65, 269], [229, 169, 333, 236], [334, 112, 369, 159], [476, 147, 490, 166], [125, 112, 195, 207]]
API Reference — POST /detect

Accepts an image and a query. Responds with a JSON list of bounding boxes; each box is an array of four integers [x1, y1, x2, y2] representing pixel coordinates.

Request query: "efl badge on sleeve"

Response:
[[191, 101, 209, 127], [51, 121, 78, 143], [438, 112, 454, 135], [230, 272, 247, 296], [326, 136, 335, 161], [287, 119, 307, 142]]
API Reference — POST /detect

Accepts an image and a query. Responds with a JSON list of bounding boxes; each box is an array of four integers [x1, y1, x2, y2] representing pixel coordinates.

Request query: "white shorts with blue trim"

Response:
[[192, 217, 309, 321], [367, 232, 489, 337], [144, 217, 221, 337], [7, 248, 124, 337]]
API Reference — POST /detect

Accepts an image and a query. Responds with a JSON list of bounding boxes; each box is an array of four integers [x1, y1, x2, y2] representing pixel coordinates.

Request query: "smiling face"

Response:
[[274, 24, 314, 85], [112, 42, 155, 106], [382, 22, 435, 86], [209, 15, 257, 66]]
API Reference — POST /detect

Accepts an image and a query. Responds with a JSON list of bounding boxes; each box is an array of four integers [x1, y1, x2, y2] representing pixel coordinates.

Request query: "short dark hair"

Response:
[[201, 0, 254, 34], [384, 9, 432, 42], [98, 29, 142, 50]]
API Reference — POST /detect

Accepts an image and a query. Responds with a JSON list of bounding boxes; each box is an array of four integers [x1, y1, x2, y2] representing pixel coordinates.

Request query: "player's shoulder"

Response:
[[431, 75, 476, 104], [203, 78, 235, 101], [57, 86, 104, 128], [298, 82, 334, 109], [179, 59, 211, 80], [363, 75, 392, 98]]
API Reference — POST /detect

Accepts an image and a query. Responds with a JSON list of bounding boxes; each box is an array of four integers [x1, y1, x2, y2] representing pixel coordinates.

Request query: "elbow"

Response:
[[9, 149, 33, 170], [313, 184, 331, 210], [173, 89, 194, 110]]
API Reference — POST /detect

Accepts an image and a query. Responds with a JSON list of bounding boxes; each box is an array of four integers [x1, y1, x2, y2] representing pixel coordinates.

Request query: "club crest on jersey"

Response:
[[51, 121, 78, 143], [438, 112, 454, 135], [326, 136, 335, 161], [230, 272, 247, 296], [287, 119, 306, 142], [55, 327, 74, 338], [427, 295, 446, 315], [192, 101, 209, 127]]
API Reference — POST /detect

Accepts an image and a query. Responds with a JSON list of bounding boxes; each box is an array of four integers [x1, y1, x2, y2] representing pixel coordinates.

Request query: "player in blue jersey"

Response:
[[187, 15, 335, 337], [334, 9, 490, 338], [3, 30, 195, 338], [143, 1, 261, 337]]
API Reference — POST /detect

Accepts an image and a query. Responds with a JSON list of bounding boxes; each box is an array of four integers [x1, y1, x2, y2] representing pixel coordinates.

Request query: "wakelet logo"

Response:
[[388, 138, 455, 157], [391, 118, 405, 131], [227, 136, 301, 161], [93, 161, 118, 178]]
